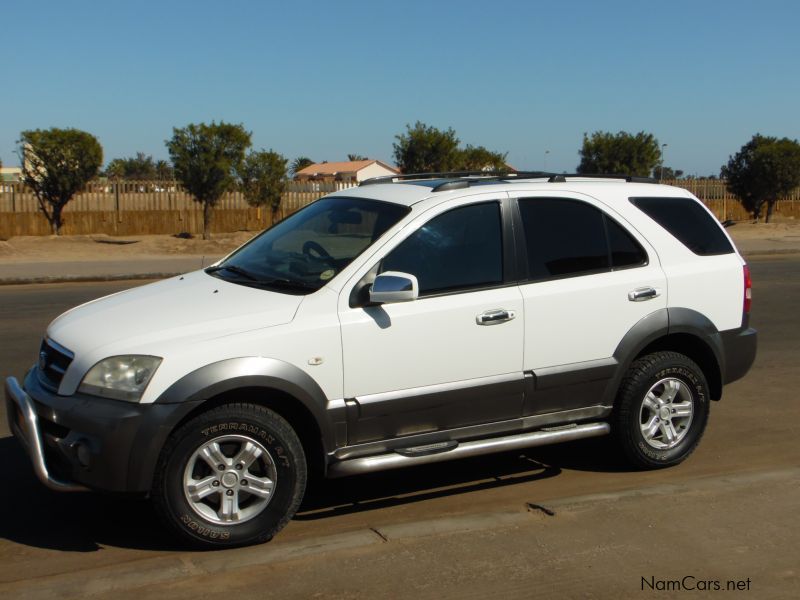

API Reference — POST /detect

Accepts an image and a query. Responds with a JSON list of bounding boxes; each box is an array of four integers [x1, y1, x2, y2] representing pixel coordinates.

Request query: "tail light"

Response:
[[743, 264, 752, 314]]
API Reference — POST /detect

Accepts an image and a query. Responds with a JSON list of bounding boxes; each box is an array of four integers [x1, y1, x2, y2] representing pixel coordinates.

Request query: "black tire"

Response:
[[613, 351, 710, 469], [152, 403, 307, 548]]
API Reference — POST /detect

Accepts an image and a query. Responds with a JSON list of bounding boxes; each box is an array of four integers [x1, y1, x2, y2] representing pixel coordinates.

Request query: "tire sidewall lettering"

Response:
[[179, 513, 231, 540]]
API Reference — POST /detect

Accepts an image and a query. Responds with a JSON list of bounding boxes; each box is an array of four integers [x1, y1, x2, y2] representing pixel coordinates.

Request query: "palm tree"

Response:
[[291, 156, 314, 176]]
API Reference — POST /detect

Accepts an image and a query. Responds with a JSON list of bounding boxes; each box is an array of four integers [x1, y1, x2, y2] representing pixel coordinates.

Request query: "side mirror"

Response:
[[369, 271, 419, 304]]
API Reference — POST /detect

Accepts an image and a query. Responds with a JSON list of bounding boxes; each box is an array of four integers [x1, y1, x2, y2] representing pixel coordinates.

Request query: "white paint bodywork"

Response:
[[44, 179, 747, 411]]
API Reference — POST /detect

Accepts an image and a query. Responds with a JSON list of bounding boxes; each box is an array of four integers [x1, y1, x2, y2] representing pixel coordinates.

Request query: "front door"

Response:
[[339, 199, 524, 445]]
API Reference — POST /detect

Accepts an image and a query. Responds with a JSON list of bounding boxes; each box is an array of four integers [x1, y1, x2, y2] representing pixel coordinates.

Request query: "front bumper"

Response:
[[5, 369, 201, 493], [5, 375, 87, 492]]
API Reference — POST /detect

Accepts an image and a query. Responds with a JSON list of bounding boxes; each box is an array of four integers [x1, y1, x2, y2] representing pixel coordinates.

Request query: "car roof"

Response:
[[326, 177, 695, 209]]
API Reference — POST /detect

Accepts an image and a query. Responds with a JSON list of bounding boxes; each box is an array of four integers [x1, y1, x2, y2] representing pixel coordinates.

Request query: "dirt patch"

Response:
[[0, 241, 17, 257], [726, 220, 800, 240], [0, 222, 798, 264], [0, 232, 257, 263]]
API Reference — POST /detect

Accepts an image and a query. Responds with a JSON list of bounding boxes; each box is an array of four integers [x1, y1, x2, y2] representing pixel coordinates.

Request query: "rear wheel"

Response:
[[614, 351, 710, 469], [152, 403, 306, 548]]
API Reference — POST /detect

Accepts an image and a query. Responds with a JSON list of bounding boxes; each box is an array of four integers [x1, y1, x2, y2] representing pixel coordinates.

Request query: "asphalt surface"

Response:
[[1, 257, 798, 598]]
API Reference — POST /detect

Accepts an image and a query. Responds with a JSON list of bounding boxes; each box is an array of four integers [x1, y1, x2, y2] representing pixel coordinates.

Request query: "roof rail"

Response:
[[545, 173, 658, 183], [359, 170, 553, 186], [359, 171, 659, 189]]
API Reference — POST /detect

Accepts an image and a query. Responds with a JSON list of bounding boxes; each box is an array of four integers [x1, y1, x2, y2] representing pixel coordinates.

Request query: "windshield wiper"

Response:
[[205, 264, 259, 281], [258, 277, 318, 290], [206, 266, 318, 291]]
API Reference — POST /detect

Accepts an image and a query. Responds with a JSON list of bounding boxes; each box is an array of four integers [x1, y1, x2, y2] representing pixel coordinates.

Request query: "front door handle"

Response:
[[628, 286, 660, 302], [477, 309, 516, 325]]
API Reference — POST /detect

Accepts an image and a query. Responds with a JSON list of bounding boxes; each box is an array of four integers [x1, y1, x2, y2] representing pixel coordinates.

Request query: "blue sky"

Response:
[[1, 0, 798, 175]]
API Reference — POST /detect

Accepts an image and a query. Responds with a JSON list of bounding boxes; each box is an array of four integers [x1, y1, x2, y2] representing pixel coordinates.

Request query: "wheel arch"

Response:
[[163, 386, 327, 483], [636, 333, 722, 400], [605, 309, 724, 406], [128, 357, 339, 491]]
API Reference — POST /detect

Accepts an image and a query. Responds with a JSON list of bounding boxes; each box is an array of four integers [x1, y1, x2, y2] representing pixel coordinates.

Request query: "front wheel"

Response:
[[613, 351, 710, 469], [152, 403, 307, 548]]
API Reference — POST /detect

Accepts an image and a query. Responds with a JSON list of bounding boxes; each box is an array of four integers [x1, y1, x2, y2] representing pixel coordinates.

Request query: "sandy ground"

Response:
[[725, 220, 800, 240], [0, 232, 257, 262], [0, 222, 799, 263]]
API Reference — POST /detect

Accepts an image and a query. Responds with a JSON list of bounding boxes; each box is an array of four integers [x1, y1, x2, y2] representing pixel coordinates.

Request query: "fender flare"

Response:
[[155, 357, 337, 448], [126, 357, 339, 491], [602, 308, 723, 405]]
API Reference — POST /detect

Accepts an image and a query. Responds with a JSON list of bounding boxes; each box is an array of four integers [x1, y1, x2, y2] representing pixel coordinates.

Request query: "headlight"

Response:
[[78, 355, 162, 402]]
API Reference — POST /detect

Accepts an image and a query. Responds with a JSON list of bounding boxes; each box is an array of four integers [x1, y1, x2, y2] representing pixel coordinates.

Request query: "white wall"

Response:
[[356, 163, 398, 182]]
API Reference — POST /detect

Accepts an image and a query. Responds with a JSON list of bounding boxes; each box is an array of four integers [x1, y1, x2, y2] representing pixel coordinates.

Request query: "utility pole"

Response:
[[660, 143, 668, 181]]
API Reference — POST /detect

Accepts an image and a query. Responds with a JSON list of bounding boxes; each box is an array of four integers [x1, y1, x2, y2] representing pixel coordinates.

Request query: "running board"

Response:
[[327, 422, 610, 478]]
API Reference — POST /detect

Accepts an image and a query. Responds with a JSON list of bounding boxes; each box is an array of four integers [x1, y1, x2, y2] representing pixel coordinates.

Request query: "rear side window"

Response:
[[380, 202, 503, 295], [518, 198, 647, 281], [606, 217, 648, 268], [630, 197, 733, 255]]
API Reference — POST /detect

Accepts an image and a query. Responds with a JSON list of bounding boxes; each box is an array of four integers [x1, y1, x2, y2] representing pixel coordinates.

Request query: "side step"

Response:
[[327, 422, 610, 478]]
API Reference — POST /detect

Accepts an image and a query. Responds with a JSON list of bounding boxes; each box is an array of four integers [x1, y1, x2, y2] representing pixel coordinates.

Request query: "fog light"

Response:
[[73, 441, 91, 468]]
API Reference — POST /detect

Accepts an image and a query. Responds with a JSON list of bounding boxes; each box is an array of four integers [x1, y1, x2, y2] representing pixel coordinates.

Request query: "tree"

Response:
[[577, 131, 661, 177], [106, 152, 157, 179], [239, 149, 289, 219], [455, 145, 508, 171], [166, 121, 251, 239], [347, 154, 368, 162], [291, 156, 314, 176], [653, 166, 684, 180], [393, 122, 461, 173], [18, 128, 103, 235], [155, 160, 174, 180], [721, 134, 800, 222]]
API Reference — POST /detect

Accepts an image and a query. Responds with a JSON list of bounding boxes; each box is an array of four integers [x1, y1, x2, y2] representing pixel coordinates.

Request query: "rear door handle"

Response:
[[477, 309, 516, 325], [628, 286, 660, 302]]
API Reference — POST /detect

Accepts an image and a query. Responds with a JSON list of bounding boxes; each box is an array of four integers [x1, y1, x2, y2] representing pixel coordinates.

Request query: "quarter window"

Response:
[[380, 202, 503, 295], [518, 198, 647, 280], [606, 217, 648, 268], [630, 197, 734, 256]]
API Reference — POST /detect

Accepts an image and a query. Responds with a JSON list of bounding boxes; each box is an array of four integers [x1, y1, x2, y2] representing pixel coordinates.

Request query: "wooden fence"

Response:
[[666, 179, 800, 221], [0, 180, 355, 238], [1, 178, 798, 238]]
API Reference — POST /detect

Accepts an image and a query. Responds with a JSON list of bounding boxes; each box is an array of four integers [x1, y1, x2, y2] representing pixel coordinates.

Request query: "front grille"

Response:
[[37, 338, 74, 391]]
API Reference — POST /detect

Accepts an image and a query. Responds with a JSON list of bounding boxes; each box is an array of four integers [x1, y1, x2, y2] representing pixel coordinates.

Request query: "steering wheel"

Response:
[[302, 240, 335, 263]]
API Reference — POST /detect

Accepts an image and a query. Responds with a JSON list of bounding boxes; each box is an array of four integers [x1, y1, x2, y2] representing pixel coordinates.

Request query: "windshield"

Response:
[[207, 196, 409, 293]]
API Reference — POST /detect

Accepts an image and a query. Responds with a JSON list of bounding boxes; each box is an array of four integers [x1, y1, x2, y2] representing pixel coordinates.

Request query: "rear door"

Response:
[[509, 192, 667, 415]]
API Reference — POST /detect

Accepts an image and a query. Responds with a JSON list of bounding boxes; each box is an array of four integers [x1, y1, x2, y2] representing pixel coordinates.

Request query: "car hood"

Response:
[[47, 270, 304, 359]]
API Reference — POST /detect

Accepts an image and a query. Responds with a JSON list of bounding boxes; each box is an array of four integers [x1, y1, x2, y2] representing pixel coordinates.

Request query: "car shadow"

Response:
[[297, 436, 636, 519], [1, 434, 634, 552], [0, 436, 184, 553]]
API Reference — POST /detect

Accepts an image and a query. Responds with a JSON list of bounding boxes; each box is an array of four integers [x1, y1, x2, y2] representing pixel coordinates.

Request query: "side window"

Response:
[[518, 197, 647, 281], [519, 198, 609, 280], [606, 217, 648, 268], [630, 196, 734, 255], [380, 202, 503, 295]]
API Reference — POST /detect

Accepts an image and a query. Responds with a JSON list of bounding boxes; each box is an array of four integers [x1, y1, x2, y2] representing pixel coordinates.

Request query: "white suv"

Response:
[[5, 173, 757, 547]]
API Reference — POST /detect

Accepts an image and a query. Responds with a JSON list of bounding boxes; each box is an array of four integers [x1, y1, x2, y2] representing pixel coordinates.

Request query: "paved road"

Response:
[[1, 257, 798, 598]]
